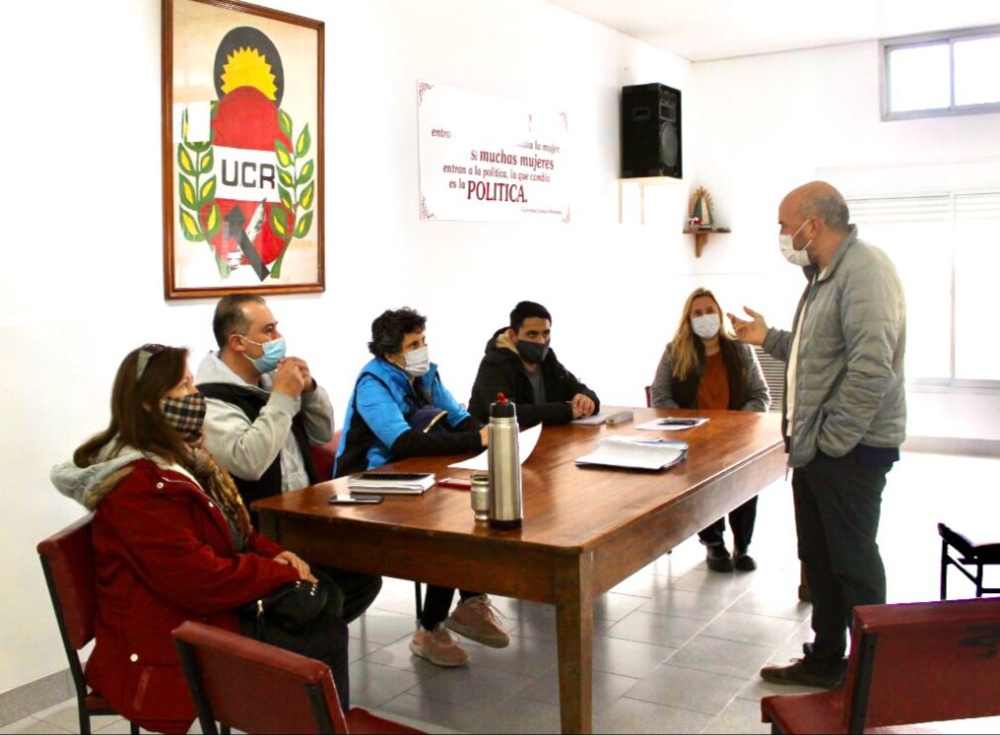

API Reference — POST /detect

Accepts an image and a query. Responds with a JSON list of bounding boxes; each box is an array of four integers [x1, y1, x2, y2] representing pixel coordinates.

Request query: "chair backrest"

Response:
[[310, 429, 343, 483], [845, 597, 1000, 731], [172, 620, 349, 735], [37, 514, 98, 693], [753, 346, 784, 413]]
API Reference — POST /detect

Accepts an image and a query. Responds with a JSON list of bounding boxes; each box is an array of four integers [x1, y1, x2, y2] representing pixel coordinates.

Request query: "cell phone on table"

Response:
[[329, 494, 384, 505]]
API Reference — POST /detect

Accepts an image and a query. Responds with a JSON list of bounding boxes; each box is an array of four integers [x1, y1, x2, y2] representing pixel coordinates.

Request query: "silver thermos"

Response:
[[488, 393, 522, 529]]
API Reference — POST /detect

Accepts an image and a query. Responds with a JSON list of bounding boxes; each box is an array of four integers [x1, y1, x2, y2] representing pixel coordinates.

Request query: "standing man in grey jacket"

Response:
[[729, 181, 906, 689]]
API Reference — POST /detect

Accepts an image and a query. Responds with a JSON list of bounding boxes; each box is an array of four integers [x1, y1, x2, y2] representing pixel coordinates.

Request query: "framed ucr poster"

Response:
[[162, 0, 324, 299]]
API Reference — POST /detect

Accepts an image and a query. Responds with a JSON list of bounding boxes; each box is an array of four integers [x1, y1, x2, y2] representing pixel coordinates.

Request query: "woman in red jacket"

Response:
[[51, 344, 348, 734]]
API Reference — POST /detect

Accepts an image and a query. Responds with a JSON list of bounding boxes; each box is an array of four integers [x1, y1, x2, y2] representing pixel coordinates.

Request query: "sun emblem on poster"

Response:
[[175, 26, 315, 281]]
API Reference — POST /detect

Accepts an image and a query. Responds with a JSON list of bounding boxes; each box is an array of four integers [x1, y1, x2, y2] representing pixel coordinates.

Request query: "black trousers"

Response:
[[419, 586, 481, 630], [697, 496, 758, 551], [316, 564, 383, 624], [792, 449, 890, 671]]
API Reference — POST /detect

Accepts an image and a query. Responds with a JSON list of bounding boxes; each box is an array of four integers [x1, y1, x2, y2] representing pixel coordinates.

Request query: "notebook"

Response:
[[575, 436, 688, 471], [346, 472, 436, 495]]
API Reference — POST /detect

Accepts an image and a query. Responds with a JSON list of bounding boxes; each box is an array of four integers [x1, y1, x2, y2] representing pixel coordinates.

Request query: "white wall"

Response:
[[1, 0, 698, 696], [3, 0, 998, 699]]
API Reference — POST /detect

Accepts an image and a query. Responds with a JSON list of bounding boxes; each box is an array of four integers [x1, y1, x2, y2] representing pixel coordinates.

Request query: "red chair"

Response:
[[761, 597, 1000, 733], [172, 620, 424, 734], [37, 515, 139, 735], [309, 429, 343, 483]]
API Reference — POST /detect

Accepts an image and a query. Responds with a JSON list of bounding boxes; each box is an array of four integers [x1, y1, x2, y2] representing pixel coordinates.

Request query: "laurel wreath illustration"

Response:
[[176, 105, 316, 279]]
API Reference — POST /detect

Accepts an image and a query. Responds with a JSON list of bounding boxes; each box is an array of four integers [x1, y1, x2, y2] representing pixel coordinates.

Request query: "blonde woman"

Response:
[[651, 288, 770, 572]]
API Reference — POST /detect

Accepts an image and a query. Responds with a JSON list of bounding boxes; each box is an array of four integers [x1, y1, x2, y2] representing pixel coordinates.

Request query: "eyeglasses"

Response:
[[136, 343, 167, 380]]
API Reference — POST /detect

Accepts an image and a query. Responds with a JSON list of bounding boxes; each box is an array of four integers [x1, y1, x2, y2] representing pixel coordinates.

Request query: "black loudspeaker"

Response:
[[620, 83, 682, 179]]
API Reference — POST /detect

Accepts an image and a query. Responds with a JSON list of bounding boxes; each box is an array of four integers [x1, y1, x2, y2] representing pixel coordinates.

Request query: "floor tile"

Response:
[[31, 702, 119, 733], [520, 668, 641, 713], [666, 634, 776, 679], [461, 634, 559, 677], [604, 609, 708, 648], [349, 609, 420, 646], [702, 695, 771, 734], [348, 659, 427, 709], [638, 587, 733, 621], [593, 592, 653, 623], [623, 662, 747, 715], [698, 610, 801, 647], [378, 692, 488, 734], [593, 696, 713, 734], [592, 633, 676, 679], [0, 718, 73, 735], [406, 664, 533, 708]]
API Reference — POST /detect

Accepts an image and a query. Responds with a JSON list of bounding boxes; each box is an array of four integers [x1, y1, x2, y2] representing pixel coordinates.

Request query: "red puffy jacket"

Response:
[[86, 459, 298, 733]]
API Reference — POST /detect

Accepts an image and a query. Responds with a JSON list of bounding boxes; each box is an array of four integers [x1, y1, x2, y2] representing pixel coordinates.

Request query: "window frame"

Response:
[[846, 189, 1000, 392], [880, 25, 1000, 121]]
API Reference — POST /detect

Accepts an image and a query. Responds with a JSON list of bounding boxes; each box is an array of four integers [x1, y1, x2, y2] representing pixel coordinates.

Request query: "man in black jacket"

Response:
[[468, 300, 600, 426]]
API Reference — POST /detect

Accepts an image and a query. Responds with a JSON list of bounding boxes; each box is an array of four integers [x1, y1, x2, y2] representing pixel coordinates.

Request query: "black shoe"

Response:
[[705, 544, 734, 573], [733, 549, 757, 572], [760, 658, 845, 689]]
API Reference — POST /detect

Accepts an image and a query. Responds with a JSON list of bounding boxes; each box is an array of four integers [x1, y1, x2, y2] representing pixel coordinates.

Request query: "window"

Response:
[[880, 26, 1000, 120], [847, 192, 1000, 385]]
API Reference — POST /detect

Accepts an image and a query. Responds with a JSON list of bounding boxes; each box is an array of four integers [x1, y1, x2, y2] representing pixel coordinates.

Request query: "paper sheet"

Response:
[[448, 422, 543, 470]]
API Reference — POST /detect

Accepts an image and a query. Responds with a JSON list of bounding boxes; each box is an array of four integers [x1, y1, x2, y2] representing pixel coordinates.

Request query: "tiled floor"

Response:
[[5, 450, 998, 734]]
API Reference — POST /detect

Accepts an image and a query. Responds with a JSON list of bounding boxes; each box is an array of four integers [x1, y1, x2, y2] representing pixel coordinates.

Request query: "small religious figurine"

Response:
[[689, 187, 714, 228]]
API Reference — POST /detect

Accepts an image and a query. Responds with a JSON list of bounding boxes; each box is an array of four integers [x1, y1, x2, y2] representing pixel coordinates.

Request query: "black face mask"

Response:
[[516, 340, 550, 365]]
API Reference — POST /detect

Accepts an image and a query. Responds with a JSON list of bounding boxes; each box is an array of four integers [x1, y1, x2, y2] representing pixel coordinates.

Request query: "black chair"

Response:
[[939, 521, 1000, 599], [37, 515, 140, 735]]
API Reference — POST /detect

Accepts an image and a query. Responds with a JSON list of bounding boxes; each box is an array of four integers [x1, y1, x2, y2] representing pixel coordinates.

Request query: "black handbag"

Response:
[[244, 567, 344, 637]]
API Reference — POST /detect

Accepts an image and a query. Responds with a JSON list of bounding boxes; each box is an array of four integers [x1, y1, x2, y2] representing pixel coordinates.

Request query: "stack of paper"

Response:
[[347, 472, 436, 495], [575, 436, 688, 471]]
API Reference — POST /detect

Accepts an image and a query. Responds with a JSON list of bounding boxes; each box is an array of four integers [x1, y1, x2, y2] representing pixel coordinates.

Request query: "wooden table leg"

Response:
[[555, 553, 595, 734]]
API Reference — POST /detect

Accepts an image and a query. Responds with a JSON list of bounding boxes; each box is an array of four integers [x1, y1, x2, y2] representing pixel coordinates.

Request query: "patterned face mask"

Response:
[[160, 392, 207, 442]]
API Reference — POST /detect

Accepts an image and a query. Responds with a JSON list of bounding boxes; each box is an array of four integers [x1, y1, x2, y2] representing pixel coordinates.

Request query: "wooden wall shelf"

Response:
[[684, 227, 730, 257]]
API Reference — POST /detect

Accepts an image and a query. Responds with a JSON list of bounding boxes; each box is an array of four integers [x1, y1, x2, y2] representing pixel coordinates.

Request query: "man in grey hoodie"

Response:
[[195, 293, 381, 623], [730, 181, 906, 690]]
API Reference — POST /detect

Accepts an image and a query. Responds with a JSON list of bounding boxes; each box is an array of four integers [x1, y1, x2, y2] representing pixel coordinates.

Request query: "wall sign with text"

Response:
[[417, 82, 570, 224]]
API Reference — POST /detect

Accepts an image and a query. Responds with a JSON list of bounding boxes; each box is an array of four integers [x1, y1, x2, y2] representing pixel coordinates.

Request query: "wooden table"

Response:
[[255, 407, 785, 733]]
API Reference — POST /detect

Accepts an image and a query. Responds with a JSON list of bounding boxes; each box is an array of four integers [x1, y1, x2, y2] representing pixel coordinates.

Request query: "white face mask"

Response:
[[691, 313, 721, 340], [403, 345, 430, 377], [779, 220, 812, 266]]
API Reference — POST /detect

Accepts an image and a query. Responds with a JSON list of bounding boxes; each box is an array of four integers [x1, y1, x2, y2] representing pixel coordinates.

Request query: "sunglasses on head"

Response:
[[136, 343, 167, 380]]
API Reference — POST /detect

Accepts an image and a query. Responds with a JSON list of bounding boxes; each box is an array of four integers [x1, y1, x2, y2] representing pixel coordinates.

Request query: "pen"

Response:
[[659, 419, 698, 426]]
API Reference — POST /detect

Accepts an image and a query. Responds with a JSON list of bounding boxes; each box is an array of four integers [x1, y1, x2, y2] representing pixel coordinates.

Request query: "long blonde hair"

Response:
[[668, 288, 736, 379]]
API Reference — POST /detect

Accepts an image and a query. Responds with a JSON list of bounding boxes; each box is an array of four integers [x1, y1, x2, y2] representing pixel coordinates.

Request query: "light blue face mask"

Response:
[[240, 335, 286, 373]]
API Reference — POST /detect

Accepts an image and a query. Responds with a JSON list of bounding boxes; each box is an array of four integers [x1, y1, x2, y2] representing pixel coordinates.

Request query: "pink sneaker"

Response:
[[409, 625, 470, 667], [444, 595, 510, 648]]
